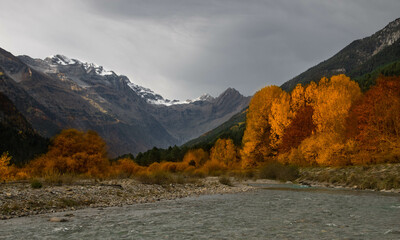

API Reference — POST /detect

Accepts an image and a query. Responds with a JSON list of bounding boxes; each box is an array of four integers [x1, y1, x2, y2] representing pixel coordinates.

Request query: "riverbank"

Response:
[[0, 177, 255, 220], [297, 163, 400, 193]]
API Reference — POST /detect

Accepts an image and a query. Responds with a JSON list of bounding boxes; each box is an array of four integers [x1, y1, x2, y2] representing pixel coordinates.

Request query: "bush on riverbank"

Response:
[[136, 171, 199, 185], [259, 162, 299, 182], [218, 175, 233, 186], [30, 179, 43, 189]]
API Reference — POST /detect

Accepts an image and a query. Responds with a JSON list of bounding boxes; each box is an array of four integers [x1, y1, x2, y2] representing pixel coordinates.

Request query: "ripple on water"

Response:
[[0, 186, 399, 239]]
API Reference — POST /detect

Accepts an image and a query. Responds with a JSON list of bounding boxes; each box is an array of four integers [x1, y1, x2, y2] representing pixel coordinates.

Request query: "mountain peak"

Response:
[[45, 54, 115, 76], [218, 88, 242, 98], [192, 93, 214, 102]]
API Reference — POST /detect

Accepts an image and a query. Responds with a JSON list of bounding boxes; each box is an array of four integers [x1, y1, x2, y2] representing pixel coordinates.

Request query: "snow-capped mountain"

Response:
[[0, 49, 250, 155], [44, 55, 214, 106], [127, 82, 214, 106], [46, 54, 115, 76]]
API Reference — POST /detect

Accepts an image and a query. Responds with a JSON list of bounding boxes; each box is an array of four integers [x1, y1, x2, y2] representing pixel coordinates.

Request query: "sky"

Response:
[[0, 0, 399, 101]]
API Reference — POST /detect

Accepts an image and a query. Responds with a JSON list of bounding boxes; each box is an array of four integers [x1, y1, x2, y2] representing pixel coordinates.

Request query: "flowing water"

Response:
[[1, 184, 400, 239]]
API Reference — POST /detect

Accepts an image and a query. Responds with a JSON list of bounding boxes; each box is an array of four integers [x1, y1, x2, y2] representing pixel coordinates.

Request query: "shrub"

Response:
[[183, 149, 209, 168], [136, 171, 174, 185], [259, 162, 299, 182], [110, 158, 144, 178], [219, 176, 233, 186], [30, 179, 43, 189], [201, 160, 227, 176], [44, 172, 76, 186]]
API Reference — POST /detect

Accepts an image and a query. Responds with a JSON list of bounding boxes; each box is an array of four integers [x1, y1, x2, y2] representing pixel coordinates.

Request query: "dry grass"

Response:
[[298, 163, 400, 190]]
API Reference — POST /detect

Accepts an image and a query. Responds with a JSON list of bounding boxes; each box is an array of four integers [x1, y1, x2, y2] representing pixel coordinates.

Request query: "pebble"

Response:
[[0, 178, 254, 219]]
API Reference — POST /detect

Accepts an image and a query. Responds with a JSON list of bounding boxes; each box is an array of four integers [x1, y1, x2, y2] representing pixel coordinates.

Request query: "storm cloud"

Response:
[[1, 0, 399, 100]]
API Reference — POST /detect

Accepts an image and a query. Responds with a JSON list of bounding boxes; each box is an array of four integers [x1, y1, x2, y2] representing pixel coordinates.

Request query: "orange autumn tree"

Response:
[[28, 129, 110, 178], [241, 86, 283, 168], [182, 148, 209, 168], [111, 158, 144, 178], [347, 76, 400, 164], [279, 105, 316, 153], [210, 138, 239, 168]]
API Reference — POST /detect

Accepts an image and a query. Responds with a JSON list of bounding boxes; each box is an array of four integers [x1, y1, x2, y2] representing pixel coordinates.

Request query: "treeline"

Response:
[[116, 146, 188, 166], [1, 74, 399, 182], [0, 129, 239, 180], [354, 60, 400, 91]]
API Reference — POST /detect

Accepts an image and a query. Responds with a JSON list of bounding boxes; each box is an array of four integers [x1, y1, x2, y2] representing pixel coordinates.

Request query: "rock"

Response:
[[49, 217, 68, 222]]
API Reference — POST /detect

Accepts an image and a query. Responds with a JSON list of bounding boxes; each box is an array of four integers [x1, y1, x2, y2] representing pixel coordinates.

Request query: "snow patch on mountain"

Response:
[[46, 54, 213, 106], [127, 82, 213, 106], [48, 54, 80, 65], [46, 55, 115, 76]]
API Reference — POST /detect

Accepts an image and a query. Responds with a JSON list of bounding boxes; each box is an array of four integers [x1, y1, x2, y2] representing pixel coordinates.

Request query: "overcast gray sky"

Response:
[[1, 0, 399, 100]]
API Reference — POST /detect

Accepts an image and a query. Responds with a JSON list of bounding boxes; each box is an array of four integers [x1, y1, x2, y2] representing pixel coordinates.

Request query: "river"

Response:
[[1, 183, 399, 239]]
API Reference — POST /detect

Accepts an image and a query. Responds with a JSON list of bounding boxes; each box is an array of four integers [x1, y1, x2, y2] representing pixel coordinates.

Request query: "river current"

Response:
[[1, 184, 400, 239]]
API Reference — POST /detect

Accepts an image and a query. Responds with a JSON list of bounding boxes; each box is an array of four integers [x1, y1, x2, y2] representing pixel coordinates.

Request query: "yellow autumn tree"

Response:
[[210, 138, 238, 168], [294, 75, 362, 166], [241, 86, 283, 168], [290, 84, 305, 112], [0, 152, 12, 181], [312, 74, 362, 135], [304, 81, 317, 105], [269, 91, 295, 150]]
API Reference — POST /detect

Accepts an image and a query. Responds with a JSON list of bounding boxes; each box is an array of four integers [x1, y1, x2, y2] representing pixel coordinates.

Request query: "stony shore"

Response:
[[0, 177, 255, 220]]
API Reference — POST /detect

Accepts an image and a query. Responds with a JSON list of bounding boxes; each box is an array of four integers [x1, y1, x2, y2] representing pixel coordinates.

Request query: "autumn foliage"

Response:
[[0, 152, 12, 181], [279, 105, 315, 153], [346, 76, 400, 164], [241, 74, 400, 167], [241, 86, 283, 168], [1, 74, 399, 182], [27, 129, 110, 178]]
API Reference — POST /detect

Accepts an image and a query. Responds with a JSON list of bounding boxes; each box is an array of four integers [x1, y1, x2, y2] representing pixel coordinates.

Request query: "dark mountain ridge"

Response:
[[0, 87, 48, 165]]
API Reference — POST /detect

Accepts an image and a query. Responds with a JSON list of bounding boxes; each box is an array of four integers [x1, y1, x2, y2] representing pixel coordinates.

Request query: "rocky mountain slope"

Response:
[[0, 50, 250, 156], [281, 18, 400, 91], [0, 88, 48, 165]]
